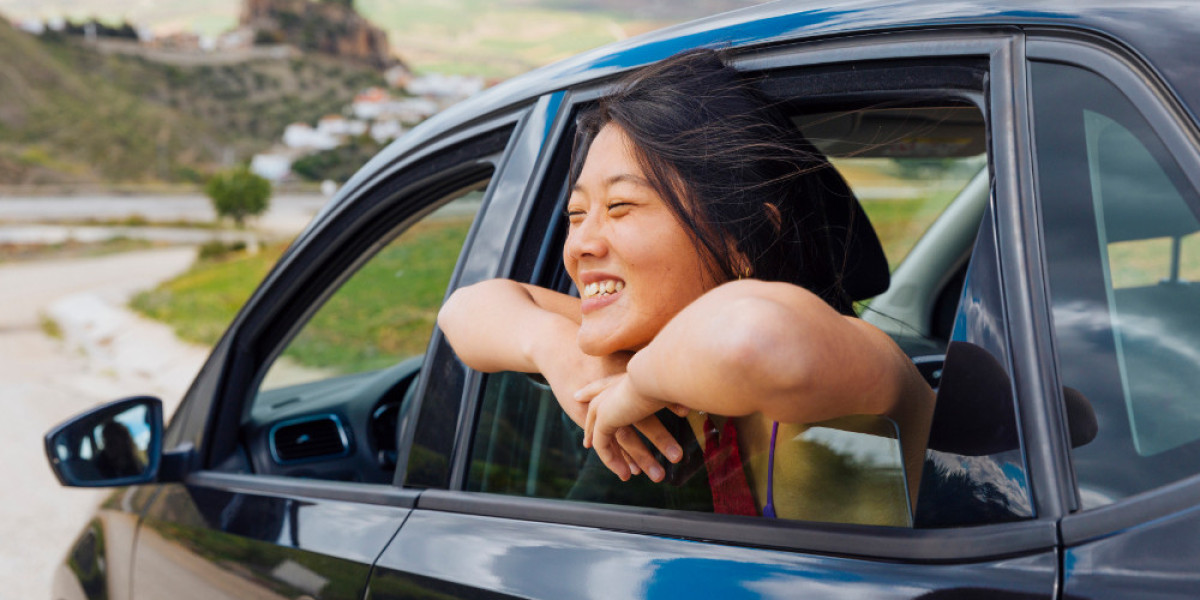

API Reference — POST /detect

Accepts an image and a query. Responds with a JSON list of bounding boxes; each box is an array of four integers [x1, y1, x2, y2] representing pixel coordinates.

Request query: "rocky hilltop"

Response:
[[241, 0, 396, 70]]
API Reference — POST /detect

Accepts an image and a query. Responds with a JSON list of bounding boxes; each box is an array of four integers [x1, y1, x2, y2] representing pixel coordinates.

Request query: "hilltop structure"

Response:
[[240, 0, 398, 70]]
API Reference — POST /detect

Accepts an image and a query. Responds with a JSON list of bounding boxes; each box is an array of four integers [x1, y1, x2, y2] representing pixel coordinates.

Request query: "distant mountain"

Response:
[[0, 0, 769, 184]]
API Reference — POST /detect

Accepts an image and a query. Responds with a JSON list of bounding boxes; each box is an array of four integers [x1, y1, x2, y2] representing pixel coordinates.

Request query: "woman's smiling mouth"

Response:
[[580, 277, 626, 314], [583, 279, 625, 298]]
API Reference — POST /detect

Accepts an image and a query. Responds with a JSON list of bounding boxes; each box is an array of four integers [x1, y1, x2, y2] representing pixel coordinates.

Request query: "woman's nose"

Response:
[[565, 214, 608, 261]]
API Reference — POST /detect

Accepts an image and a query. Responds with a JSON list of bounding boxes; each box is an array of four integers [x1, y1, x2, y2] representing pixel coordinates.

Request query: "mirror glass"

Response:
[[50, 401, 155, 484]]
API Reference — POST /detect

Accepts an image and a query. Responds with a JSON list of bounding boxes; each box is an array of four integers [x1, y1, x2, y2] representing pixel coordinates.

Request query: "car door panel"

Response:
[[366, 508, 1057, 600], [1063, 495, 1200, 598], [132, 479, 413, 600]]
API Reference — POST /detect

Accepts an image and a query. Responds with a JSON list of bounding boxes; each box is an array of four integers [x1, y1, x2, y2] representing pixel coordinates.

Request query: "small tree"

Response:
[[205, 166, 271, 228]]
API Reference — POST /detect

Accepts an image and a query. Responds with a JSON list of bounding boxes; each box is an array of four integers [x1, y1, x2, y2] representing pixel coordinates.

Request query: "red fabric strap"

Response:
[[703, 416, 758, 516]]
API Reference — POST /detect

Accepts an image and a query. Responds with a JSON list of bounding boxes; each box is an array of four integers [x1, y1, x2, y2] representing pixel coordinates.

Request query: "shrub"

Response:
[[198, 240, 248, 261], [205, 167, 271, 227]]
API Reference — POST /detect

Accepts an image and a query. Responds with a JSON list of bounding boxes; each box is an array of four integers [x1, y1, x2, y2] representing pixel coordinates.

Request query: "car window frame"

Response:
[[180, 108, 532, 507], [422, 30, 1063, 563], [1026, 32, 1200, 546]]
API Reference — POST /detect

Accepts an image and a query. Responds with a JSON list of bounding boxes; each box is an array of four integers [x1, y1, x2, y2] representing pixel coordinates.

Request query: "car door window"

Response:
[[461, 61, 1029, 528], [257, 193, 483, 393], [238, 185, 487, 484], [1034, 61, 1200, 508]]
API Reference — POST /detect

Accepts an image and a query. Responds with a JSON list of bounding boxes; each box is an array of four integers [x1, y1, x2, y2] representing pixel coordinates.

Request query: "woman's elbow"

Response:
[[712, 296, 822, 413], [436, 285, 472, 344], [437, 280, 503, 367]]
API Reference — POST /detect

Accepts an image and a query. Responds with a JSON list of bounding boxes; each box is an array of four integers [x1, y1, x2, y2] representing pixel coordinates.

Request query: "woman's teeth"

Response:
[[584, 280, 624, 298]]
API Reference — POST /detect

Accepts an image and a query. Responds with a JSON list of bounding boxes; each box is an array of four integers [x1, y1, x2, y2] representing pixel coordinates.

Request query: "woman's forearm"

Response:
[[438, 278, 626, 426], [438, 279, 573, 373], [625, 279, 921, 424]]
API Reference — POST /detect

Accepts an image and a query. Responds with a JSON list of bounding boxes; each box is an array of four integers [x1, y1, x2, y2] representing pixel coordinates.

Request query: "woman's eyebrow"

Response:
[[606, 174, 651, 188], [572, 173, 650, 193]]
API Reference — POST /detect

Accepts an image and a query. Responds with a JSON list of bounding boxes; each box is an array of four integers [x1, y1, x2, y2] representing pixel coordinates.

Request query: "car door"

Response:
[[1029, 35, 1200, 598], [366, 32, 1062, 599], [127, 111, 529, 600]]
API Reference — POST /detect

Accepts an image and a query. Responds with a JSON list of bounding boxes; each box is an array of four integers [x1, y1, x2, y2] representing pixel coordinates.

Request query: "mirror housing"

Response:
[[44, 396, 164, 487]]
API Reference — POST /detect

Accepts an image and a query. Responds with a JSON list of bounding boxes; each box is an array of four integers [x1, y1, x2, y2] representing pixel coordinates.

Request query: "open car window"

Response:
[[462, 59, 1032, 529]]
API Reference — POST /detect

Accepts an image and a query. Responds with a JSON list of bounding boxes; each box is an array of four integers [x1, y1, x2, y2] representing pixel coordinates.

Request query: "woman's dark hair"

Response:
[[569, 48, 859, 315]]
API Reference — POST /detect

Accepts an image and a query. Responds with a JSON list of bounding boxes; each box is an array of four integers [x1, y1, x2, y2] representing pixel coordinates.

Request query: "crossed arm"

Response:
[[438, 278, 935, 485], [437, 279, 686, 481], [576, 279, 935, 486]]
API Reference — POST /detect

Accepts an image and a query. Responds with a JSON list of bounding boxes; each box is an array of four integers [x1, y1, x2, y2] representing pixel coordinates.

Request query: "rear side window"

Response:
[[1034, 61, 1200, 508]]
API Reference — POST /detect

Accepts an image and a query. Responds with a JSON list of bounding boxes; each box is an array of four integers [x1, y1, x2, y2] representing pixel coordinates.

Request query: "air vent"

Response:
[[271, 415, 349, 463]]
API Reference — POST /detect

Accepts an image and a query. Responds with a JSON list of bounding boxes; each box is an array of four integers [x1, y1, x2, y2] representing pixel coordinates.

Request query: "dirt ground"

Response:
[[0, 247, 209, 600]]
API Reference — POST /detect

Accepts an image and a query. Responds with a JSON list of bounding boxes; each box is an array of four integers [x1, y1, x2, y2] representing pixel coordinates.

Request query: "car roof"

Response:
[[333, 0, 1200, 212]]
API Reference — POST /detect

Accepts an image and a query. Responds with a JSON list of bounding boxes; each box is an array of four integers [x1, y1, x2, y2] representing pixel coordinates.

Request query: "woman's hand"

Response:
[[439, 279, 687, 481], [577, 373, 688, 481]]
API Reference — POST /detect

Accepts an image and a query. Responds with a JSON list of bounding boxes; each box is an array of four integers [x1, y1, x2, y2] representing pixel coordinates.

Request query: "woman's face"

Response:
[[564, 124, 715, 355]]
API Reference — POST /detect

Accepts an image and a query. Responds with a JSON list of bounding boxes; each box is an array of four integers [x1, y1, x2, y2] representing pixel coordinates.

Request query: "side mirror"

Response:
[[44, 396, 163, 487]]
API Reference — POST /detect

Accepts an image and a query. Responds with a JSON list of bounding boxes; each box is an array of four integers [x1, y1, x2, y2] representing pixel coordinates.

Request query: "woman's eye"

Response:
[[565, 209, 585, 224], [606, 202, 632, 216]]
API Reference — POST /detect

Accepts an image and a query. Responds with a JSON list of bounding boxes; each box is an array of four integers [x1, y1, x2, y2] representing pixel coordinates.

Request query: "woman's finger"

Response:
[[633, 415, 684, 464], [592, 430, 630, 481], [583, 400, 596, 449], [574, 374, 621, 404], [620, 448, 641, 476], [615, 427, 664, 482]]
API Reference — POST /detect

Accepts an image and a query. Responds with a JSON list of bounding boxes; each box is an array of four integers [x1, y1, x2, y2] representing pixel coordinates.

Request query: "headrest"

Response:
[[795, 142, 890, 302], [819, 166, 891, 301]]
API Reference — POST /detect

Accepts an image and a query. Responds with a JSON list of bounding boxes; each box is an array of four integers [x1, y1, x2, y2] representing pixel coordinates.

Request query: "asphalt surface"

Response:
[[0, 193, 327, 599], [0, 248, 219, 599], [0, 193, 329, 233]]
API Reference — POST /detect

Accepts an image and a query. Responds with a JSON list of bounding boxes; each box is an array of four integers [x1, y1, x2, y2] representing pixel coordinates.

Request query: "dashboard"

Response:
[[239, 356, 423, 484]]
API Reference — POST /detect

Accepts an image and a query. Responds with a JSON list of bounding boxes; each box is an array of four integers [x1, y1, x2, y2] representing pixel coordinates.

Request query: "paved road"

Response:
[[0, 193, 330, 234], [0, 248, 209, 600]]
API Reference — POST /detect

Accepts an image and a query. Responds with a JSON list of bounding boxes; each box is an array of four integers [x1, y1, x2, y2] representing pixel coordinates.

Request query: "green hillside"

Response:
[[0, 20, 382, 184]]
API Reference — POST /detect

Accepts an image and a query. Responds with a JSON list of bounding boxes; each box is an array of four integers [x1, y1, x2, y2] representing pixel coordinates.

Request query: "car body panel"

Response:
[[1064, 498, 1200, 598], [367, 509, 1056, 600], [130, 480, 411, 600]]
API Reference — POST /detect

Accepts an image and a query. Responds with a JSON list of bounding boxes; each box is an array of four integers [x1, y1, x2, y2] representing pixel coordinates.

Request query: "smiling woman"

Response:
[[437, 49, 934, 522], [564, 125, 713, 356]]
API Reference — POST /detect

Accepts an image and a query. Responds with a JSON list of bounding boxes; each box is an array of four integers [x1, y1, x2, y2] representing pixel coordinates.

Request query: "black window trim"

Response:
[[427, 31, 1064, 563], [188, 470, 420, 509], [1026, 33, 1200, 546], [399, 93, 564, 489]]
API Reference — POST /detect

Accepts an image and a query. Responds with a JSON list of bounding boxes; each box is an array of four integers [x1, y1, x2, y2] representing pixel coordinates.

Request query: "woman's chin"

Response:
[[577, 327, 653, 356], [576, 334, 616, 357]]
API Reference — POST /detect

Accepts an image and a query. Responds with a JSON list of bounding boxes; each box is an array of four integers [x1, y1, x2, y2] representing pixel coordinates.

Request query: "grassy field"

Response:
[[132, 214, 474, 375]]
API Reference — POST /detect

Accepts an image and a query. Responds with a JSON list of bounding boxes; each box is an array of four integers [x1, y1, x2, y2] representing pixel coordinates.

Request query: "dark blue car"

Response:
[[45, 1, 1200, 597]]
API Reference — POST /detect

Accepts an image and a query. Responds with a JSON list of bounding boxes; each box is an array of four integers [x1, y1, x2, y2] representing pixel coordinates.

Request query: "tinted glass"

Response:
[[1033, 61, 1200, 508], [258, 193, 483, 393], [467, 372, 911, 525]]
